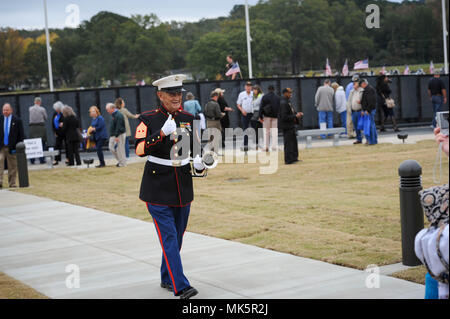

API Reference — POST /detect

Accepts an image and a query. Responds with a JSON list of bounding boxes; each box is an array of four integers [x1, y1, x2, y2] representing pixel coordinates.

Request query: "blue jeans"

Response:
[[241, 113, 253, 148], [365, 110, 378, 145], [318, 111, 334, 138], [340, 111, 347, 134], [431, 95, 443, 128], [96, 138, 106, 166], [352, 111, 362, 142], [146, 203, 191, 296], [125, 136, 130, 158], [425, 273, 439, 299]]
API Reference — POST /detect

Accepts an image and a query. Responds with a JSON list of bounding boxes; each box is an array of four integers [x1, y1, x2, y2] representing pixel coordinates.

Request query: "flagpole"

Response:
[[245, 0, 253, 79], [43, 0, 54, 91], [442, 0, 448, 74]]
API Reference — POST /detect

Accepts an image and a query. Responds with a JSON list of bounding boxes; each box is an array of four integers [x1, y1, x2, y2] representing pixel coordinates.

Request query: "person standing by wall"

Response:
[[214, 88, 233, 149], [376, 75, 399, 132], [279, 88, 303, 164], [347, 79, 364, 144], [204, 91, 225, 153], [88, 106, 109, 168], [428, 73, 448, 128], [51, 101, 65, 166], [251, 85, 264, 150], [260, 85, 280, 152], [183, 92, 202, 118], [60, 106, 81, 166], [360, 79, 378, 145], [106, 103, 127, 167], [28, 97, 47, 164], [236, 82, 254, 151], [315, 79, 335, 139], [0, 103, 24, 189], [331, 82, 347, 135], [345, 74, 359, 100], [116, 98, 139, 159]]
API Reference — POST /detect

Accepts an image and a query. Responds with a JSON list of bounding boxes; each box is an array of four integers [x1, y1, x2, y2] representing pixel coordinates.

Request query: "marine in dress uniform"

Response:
[[135, 74, 204, 299]]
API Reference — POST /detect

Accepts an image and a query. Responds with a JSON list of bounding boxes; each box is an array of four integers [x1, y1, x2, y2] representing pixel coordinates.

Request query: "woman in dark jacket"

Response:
[[376, 75, 399, 132], [216, 89, 233, 148], [88, 106, 109, 168], [52, 101, 65, 165], [61, 106, 81, 166]]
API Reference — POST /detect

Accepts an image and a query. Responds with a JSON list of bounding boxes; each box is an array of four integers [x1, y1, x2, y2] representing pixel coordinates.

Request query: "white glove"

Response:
[[161, 114, 177, 136], [193, 155, 205, 171]]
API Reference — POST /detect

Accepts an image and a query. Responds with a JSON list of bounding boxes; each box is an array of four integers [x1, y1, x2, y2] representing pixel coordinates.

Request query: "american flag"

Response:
[[430, 61, 434, 74], [342, 59, 349, 76], [403, 65, 410, 75], [226, 62, 241, 77], [325, 58, 332, 76], [354, 59, 369, 70]]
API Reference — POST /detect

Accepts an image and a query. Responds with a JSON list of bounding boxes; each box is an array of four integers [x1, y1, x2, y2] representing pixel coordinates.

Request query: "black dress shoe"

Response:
[[353, 141, 362, 145], [160, 282, 173, 292], [95, 165, 106, 168], [178, 287, 198, 299]]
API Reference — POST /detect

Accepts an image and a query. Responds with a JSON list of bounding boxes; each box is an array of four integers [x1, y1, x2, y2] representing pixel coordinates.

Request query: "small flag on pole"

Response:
[[325, 58, 332, 76], [403, 65, 410, 75], [429, 61, 435, 74], [342, 59, 349, 76], [354, 59, 369, 70], [226, 61, 241, 77]]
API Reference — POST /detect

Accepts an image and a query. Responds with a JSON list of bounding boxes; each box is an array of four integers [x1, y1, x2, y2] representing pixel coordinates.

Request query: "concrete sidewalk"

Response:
[[0, 191, 424, 299]]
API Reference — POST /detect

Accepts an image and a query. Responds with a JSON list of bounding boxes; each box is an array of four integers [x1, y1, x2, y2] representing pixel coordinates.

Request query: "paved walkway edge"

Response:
[[0, 190, 424, 299]]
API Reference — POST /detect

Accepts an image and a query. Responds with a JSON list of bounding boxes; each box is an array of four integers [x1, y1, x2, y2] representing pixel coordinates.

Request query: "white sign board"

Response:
[[24, 138, 44, 159]]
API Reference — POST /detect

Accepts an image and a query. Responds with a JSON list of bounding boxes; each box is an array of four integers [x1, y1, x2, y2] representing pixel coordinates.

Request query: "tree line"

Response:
[[0, 0, 447, 90]]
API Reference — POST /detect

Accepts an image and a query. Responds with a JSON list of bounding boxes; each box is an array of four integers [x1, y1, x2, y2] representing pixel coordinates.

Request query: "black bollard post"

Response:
[[398, 160, 424, 266], [15, 142, 29, 188]]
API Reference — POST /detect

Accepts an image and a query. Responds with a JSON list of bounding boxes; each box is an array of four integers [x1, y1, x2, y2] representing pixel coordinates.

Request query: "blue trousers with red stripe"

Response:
[[146, 203, 191, 295]]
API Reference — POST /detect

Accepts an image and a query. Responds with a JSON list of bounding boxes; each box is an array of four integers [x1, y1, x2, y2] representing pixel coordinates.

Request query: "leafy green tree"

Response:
[[52, 30, 86, 86], [329, 0, 374, 67], [252, 0, 339, 73], [0, 29, 27, 87], [187, 19, 291, 79], [23, 41, 47, 86]]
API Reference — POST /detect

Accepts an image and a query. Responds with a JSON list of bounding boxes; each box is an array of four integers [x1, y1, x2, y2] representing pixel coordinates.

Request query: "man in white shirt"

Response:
[[236, 81, 254, 151]]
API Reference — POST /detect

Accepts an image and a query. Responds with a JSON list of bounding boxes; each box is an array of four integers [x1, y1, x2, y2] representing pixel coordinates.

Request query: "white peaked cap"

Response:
[[152, 74, 187, 92]]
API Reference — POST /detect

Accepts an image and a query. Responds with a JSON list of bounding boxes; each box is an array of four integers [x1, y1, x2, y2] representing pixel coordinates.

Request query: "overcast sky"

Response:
[[0, 0, 262, 29], [0, 0, 406, 30]]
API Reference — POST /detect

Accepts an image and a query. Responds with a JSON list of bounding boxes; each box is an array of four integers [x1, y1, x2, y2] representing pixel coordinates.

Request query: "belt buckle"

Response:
[[172, 160, 182, 167]]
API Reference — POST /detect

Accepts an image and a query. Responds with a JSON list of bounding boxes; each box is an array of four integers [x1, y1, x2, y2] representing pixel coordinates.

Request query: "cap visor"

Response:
[[160, 86, 184, 93]]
